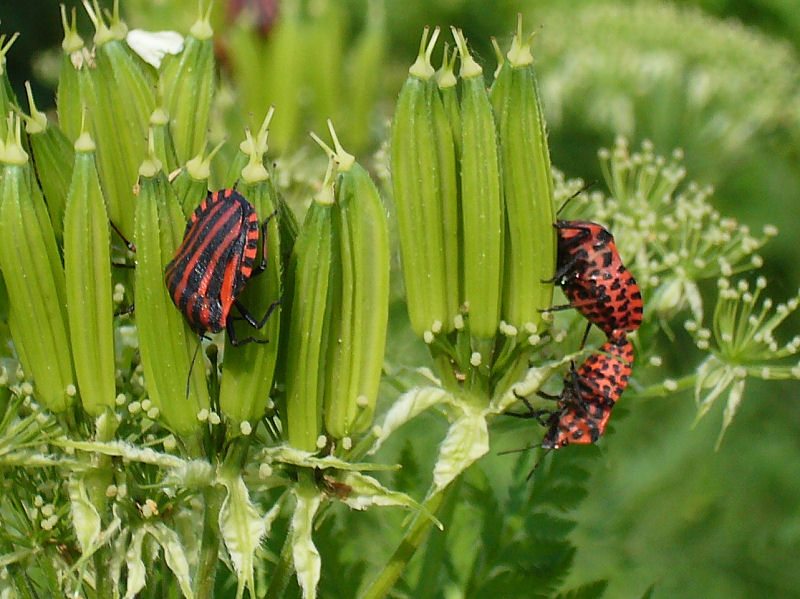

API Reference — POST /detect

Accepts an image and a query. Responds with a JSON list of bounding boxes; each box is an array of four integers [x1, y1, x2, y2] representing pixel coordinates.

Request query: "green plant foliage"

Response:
[[0, 2, 798, 599]]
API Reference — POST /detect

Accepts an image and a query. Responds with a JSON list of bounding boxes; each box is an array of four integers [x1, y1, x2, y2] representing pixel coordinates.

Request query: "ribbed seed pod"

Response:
[[23, 82, 74, 245], [63, 130, 115, 416], [219, 129, 282, 426], [0, 116, 74, 412], [452, 27, 504, 339], [134, 149, 209, 437], [316, 124, 389, 439], [304, 1, 345, 135], [149, 107, 180, 176], [82, 0, 155, 240], [283, 160, 335, 451], [160, 5, 214, 163], [436, 43, 461, 155], [0, 33, 20, 141], [342, 0, 385, 153], [57, 6, 87, 143], [391, 27, 459, 337], [491, 20, 555, 331], [171, 140, 222, 218]]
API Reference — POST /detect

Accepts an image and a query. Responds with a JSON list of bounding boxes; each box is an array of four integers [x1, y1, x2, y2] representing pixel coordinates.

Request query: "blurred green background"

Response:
[[2, 0, 799, 597]]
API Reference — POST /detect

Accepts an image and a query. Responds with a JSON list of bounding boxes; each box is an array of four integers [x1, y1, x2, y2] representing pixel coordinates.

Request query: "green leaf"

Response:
[[218, 470, 267, 597], [432, 405, 489, 493], [291, 480, 322, 599], [124, 528, 147, 599], [146, 522, 194, 599], [370, 386, 457, 454], [67, 476, 101, 555], [553, 580, 609, 599]]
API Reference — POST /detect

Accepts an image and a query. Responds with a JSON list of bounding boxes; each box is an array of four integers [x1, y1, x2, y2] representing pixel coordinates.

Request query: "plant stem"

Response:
[[194, 483, 226, 599], [358, 485, 450, 599], [264, 508, 296, 599], [633, 373, 696, 398]]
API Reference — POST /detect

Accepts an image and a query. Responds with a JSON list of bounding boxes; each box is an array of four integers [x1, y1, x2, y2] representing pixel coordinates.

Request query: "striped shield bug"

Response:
[[165, 188, 279, 345]]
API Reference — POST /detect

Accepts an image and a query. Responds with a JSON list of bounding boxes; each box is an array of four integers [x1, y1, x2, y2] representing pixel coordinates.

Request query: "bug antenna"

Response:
[[556, 180, 597, 216], [526, 449, 552, 480]]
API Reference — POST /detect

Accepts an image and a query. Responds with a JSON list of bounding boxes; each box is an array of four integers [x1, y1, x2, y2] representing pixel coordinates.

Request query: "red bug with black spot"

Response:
[[509, 335, 634, 451], [541, 334, 634, 449], [546, 219, 643, 340], [165, 188, 279, 345]]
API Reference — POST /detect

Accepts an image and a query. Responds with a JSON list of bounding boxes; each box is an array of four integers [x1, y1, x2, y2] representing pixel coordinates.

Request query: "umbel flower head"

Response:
[[685, 276, 800, 447]]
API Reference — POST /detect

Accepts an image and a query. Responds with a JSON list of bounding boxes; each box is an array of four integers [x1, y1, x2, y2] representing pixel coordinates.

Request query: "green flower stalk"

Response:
[[391, 26, 459, 337], [22, 82, 74, 246], [82, 0, 155, 240], [0, 116, 75, 413], [452, 27, 503, 340], [63, 128, 116, 416], [160, 2, 215, 163], [284, 159, 335, 451], [491, 17, 555, 331], [133, 142, 209, 438], [219, 114, 283, 427]]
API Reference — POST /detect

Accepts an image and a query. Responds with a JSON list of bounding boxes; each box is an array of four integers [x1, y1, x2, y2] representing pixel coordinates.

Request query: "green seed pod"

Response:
[[452, 27, 504, 339], [57, 6, 87, 142], [304, 0, 345, 136], [82, 0, 155, 241], [315, 123, 389, 439], [160, 5, 215, 163], [0, 33, 21, 141], [219, 127, 282, 427], [391, 27, 459, 337], [149, 107, 180, 176], [342, 0, 385, 153], [63, 129, 115, 416], [436, 42, 461, 155], [283, 159, 335, 451], [171, 139, 223, 218], [0, 116, 74, 412], [22, 82, 74, 246], [134, 143, 209, 437], [491, 20, 555, 331], [228, 2, 303, 154]]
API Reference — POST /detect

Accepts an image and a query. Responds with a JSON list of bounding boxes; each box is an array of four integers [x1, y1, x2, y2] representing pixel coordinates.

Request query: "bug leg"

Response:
[[250, 209, 280, 278], [109, 220, 136, 253], [114, 302, 135, 317], [227, 298, 281, 346], [505, 389, 555, 425]]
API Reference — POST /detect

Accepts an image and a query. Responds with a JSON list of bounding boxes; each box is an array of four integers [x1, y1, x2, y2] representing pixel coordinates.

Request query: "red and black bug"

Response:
[[510, 335, 634, 450], [546, 220, 643, 340], [165, 188, 279, 345]]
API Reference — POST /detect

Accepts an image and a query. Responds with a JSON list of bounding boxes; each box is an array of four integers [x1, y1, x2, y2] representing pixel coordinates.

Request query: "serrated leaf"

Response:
[[369, 386, 456, 454], [554, 579, 608, 599], [432, 405, 489, 493], [260, 445, 398, 472], [291, 483, 322, 599], [715, 377, 746, 449], [124, 528, 147, 599], [146, 522, 194, 599], [335, 471, 440, 529], [67, 475, 101, 555], [218, 470, 266, 597], [55, 439, 186, 469]]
